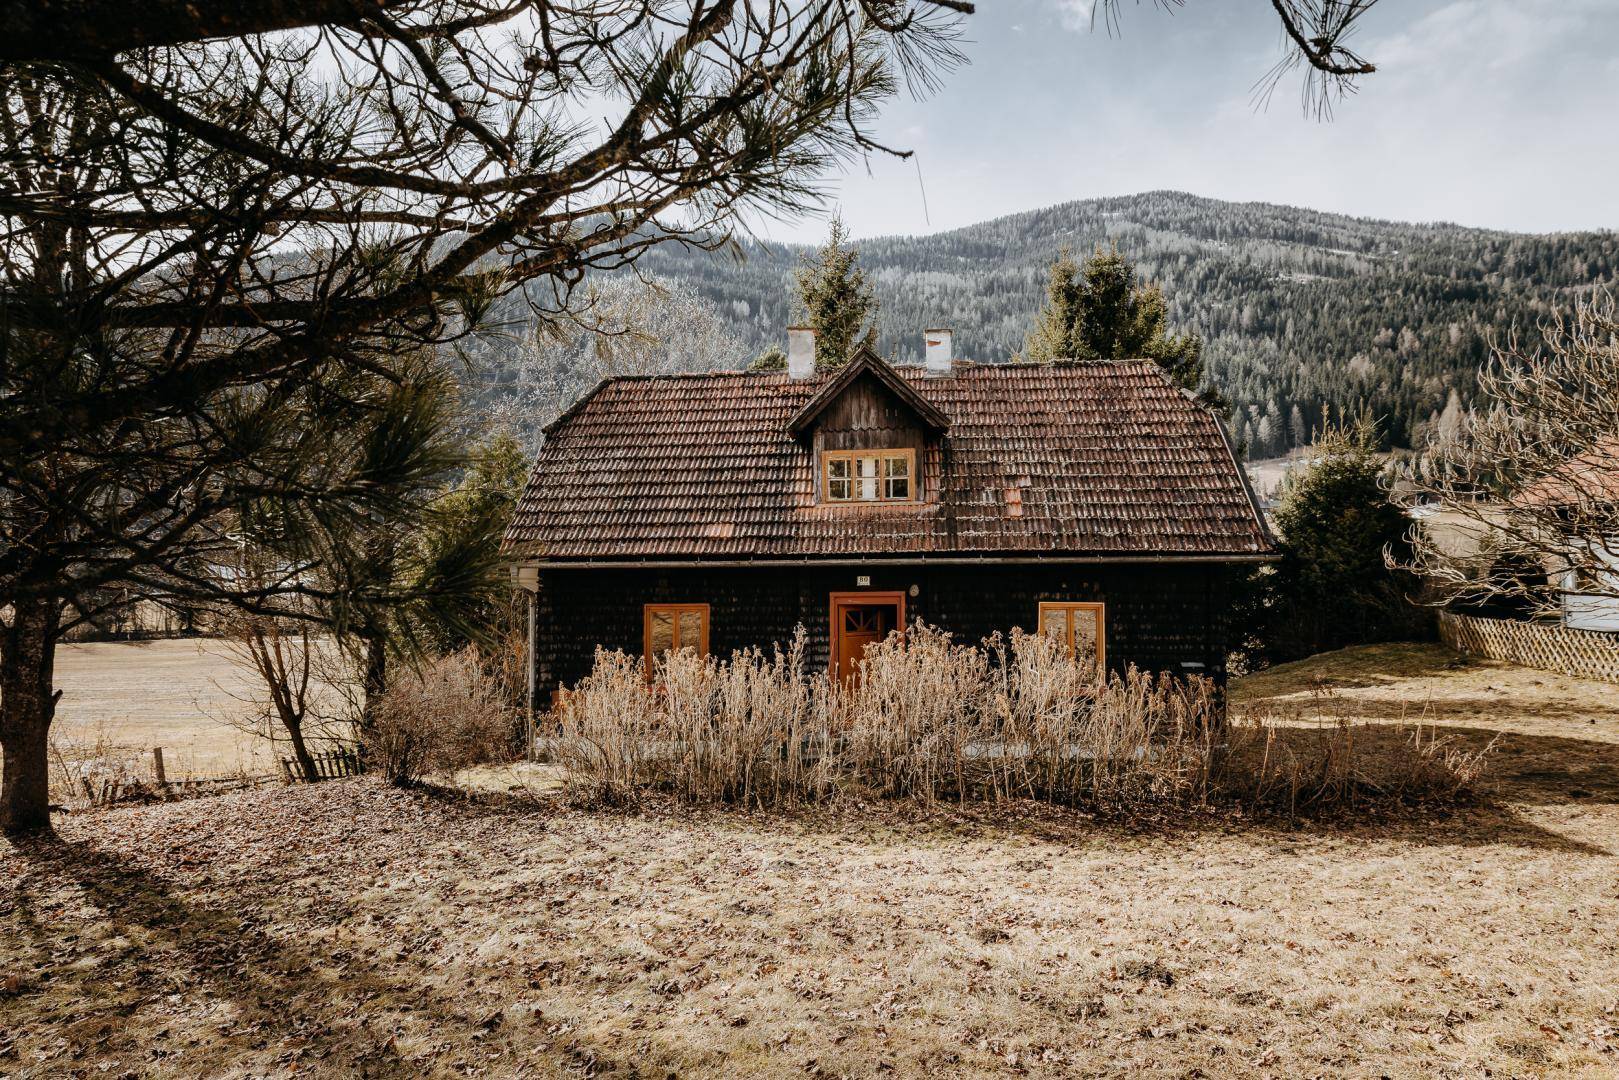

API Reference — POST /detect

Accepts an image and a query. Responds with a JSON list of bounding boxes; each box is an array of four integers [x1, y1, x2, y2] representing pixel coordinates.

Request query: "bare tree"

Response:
[[1398, 293, 1619, 618], [216, 606, 352, 783]]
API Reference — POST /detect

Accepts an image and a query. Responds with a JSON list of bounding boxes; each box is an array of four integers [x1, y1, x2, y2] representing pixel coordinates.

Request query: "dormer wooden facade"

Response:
[[787, 349, 948, 507]]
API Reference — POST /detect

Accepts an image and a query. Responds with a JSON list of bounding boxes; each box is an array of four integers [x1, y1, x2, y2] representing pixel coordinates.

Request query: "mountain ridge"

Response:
[[628, 190, 1618, 454], [855, 190, 1541, 247]]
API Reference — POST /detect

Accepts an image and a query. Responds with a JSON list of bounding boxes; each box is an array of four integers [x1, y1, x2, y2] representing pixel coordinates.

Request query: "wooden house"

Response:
[[503, 328, 1275, 706], [1516, 439, 1619, 633]]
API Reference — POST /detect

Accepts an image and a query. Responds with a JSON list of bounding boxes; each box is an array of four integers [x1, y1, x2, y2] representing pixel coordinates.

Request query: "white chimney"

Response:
[[924, 328, 954, 376], [787, 326, 816, 379]]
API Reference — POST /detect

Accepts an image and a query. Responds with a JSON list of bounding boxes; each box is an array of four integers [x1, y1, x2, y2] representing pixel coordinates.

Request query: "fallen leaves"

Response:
[[1, 739, 1617, 1080]]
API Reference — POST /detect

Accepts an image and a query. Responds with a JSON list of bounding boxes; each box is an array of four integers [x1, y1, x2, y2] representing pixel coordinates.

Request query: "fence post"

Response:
[[152, 746, 167, 787]]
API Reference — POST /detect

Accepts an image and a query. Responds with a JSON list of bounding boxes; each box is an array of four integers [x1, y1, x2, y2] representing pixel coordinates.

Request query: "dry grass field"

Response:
[[4, 642, 1618, 1078], [49, 639, 279, 781], [46, 638, 350, 796]]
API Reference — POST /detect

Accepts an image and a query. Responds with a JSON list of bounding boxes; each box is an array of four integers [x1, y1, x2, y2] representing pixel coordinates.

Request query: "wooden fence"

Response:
[[1439, 611, 1619, 684], [82, 772, 276, 807], [280, 747, 364, 783], [74, 745, 363, 808]]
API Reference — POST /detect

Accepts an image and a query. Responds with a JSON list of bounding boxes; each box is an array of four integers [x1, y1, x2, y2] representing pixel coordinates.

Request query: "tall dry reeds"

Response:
[[550, 623, 1490, 817]]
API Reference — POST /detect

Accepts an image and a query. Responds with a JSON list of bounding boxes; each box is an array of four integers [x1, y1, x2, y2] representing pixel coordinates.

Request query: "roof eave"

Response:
[[507, 550, 1279, 569]]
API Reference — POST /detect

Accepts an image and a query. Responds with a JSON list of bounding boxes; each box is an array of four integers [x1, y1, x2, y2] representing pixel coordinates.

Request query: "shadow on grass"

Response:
[[1232, 642, 1475, 698], [571, 788, 1614, 860], [3, 831, 559, 1078]]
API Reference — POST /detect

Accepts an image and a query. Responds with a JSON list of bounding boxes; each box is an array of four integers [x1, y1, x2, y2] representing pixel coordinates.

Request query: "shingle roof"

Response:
[[1515, 438, 1619, 508], [505, 357, 1274, 562]]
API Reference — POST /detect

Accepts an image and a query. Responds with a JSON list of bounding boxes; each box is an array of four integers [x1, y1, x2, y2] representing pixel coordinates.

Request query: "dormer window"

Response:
[[822, 449, 915, 503]]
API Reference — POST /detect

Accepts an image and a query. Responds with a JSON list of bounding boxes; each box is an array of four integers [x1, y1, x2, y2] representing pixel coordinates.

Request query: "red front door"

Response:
[[830, 592, 905, 683]]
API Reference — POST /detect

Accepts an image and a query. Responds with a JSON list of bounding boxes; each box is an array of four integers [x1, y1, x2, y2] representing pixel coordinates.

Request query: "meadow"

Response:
[[4, 642, 1617, 1077]]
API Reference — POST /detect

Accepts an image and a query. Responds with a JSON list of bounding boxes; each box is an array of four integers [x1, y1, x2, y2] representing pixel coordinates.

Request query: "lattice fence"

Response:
[[1439, 612, 1619, 684]]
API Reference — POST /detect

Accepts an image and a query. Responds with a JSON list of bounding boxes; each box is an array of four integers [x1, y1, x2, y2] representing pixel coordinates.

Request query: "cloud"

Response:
[[1367, 0, 1605, 76], [1052, 0, 1094, 33]]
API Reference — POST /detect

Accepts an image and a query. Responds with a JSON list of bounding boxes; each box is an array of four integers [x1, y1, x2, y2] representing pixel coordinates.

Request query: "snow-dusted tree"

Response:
[[1400, 293, 1619, 617]]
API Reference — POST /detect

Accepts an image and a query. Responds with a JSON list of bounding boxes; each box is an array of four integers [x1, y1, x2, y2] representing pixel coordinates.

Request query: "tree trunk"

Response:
[[252, 624, 323, 782], [360, 630, 387, 729], [1, 598, 61, 837], [284, 717, 321, 783]]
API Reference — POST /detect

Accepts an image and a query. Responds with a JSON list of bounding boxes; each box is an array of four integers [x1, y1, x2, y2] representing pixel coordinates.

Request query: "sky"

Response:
[[757, 0, 1619, 244]]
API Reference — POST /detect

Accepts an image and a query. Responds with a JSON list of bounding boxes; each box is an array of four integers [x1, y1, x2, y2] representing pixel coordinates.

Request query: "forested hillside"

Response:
[[613, 191, 1618, 455]]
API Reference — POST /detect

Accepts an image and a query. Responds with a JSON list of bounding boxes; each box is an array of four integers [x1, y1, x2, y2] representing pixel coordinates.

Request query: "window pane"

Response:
[[649, 610, 674, 656], [1073, 609, 1099, 663], [1040, 607, 1069, 645], [824, 452, 917, 502], [883, 455, 910, 500], [855, 456, 879, 500], [677, 610, 704, 652]]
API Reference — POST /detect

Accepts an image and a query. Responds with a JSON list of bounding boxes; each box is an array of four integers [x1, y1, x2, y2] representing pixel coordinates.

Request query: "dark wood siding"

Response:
[[532, 562, 1245, 697], [809, 371, 932, 503]]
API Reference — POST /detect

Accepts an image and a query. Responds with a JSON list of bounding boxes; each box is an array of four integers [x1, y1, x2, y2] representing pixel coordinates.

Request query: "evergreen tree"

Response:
[[1020, 246, 1207, 394], [1260, 415, 1427, 662], [413, 430, 532, 656], [0, 0, 964, 836], [795, 216, 878, 371], [1436, 388, 1465, 442], [747, 345, 788, 372]]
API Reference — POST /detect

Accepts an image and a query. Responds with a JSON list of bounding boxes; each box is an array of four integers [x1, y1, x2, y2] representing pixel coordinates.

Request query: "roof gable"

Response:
[[1514, 437, 1619, 508], [786, 347, 949, 437]]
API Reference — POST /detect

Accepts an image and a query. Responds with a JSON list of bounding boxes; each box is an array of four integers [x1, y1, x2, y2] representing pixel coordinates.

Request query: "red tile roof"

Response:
[[504, 358, 1274, 562], [1515, 438, 1619, 508]]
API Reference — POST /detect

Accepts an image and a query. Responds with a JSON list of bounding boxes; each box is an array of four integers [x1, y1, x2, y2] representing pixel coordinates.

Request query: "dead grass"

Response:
[[556, 628, 1487, 817], [45, 638, 351, 801], [50, 639, 279, 782], [3, 643, 1618, 1078]]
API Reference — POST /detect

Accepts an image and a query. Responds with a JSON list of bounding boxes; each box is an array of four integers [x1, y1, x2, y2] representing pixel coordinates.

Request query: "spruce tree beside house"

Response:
[[1262, 417, 1427, 662], [796, 217, 880, 371], [1021, 247, 1209, 401]]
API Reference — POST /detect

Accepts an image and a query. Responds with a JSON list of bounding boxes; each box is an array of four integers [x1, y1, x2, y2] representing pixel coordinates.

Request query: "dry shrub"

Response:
[[840, 626, 989, 799], [988, 631, 1219, 809], [363, 648, 518, 784], [1215, 703, 1497, 815], [551, 623, 1491, 817]]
